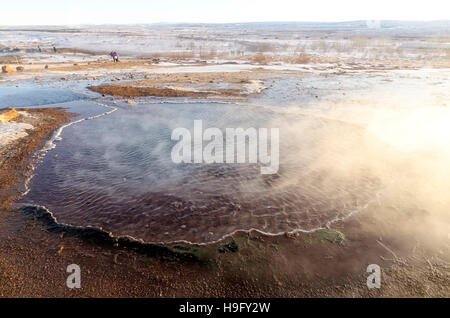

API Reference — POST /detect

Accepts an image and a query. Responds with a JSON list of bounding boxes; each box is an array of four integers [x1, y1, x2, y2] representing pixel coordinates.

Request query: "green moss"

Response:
[[190, 247, 218, 262], [172, 244, 192, 252], [317, 229, 347, 245], [218, 238, 239, 253], [269, 243, 279, 251], [169, 244, 217, 262]]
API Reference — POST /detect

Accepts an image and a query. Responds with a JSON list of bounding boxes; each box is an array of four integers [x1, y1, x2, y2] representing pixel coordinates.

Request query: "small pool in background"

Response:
[[0, 86, 87, 108]]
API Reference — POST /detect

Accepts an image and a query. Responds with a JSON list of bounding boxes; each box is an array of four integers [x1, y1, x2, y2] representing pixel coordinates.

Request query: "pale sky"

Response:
[[1, 0, 448, 26]]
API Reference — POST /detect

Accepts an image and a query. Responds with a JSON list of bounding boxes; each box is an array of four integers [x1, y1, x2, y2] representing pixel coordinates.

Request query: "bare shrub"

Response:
[[251, 54, 269, 64], [246, 42, 277, 53], [290, 53, 312, 64], [199, 47, 218, 60]]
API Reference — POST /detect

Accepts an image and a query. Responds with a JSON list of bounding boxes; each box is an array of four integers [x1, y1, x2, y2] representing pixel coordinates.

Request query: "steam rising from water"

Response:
[[21, 70, 450, 244], [21, 101, 380, 243]]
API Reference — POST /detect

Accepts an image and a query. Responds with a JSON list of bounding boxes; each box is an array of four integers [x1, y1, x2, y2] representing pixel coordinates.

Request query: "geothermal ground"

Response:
[[0, 23, 450, 297]]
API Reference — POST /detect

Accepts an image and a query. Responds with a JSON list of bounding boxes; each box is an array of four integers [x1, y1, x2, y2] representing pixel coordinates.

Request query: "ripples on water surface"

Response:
[[22, 100, 381, 243]]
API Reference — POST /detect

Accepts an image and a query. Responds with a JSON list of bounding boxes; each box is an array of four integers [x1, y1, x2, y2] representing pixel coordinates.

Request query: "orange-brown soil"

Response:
[[89, 85, 242, 98], [0, 199, 449, 297], [88, 71, 271, 99], [0, 108, 73, 208]]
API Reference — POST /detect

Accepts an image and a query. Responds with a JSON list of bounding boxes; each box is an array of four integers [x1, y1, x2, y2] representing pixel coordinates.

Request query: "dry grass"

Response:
[[199, 47, 218, 60], [247, 53, 317, 65], [250, 54, 269, 64], [245, 42, 278, 53], [150, 51, 197, 60], [0, 56, 21, 64]]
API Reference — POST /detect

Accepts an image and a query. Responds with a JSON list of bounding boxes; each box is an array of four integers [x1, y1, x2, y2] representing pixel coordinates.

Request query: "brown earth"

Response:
[[0, 60, 161, 77], [119, 70, 272, 87], [0, 108, 73, 209], [88, 71, 272, 99], [0, 56, 22, 64], [89, 85, 242, 98], [0, 199, 449, 297]]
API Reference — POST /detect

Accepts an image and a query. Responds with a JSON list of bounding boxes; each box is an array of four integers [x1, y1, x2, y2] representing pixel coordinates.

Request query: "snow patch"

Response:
[[0, 122, 34, 147]]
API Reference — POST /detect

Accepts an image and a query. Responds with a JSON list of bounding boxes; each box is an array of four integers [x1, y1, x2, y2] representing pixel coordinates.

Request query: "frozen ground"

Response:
[[1, 21, 449, 67], [0, 121, 33, 147]]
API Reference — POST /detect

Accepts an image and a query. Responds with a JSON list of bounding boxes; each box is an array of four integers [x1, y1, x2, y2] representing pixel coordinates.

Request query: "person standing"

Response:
[[110, 51, 119, 62]]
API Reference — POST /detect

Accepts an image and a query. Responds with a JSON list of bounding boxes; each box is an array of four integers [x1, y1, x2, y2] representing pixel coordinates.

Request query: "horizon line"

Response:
[[1, 19, 450, 28]]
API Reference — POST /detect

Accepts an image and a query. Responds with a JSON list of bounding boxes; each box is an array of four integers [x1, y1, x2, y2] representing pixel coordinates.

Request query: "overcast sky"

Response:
[[1, 0, 448, 25]]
